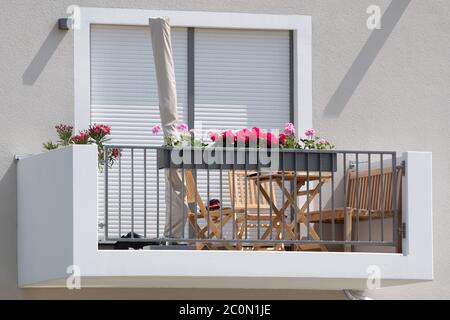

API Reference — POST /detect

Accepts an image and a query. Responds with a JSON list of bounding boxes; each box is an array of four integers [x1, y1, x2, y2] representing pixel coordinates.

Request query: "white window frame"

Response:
[[74, 7, 312, 134], [64, 7, 433, 290]]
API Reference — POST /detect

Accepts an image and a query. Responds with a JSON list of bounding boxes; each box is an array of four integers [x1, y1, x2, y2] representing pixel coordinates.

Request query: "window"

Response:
[[91, 25, 293, 239], [74, 9, 312, 240]]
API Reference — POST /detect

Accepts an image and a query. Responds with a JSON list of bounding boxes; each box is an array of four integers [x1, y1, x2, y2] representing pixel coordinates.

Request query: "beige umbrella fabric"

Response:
[[149, 17, 180, 139], [150, 17, 187, 239]]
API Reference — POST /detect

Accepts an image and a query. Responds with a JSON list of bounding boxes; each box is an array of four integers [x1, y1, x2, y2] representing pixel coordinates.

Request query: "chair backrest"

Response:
[[228, 171, 277, 210], [346, 165, 402, 212]]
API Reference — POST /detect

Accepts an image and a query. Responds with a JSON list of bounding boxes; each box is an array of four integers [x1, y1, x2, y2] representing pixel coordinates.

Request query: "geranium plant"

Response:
[[206, 123, 333, 150], [151, 123, 207, 147], [151, 122, 334, 151], [208, 127, 282, 148], [301, 128, 334, 150], [43, 123, 120, 170]]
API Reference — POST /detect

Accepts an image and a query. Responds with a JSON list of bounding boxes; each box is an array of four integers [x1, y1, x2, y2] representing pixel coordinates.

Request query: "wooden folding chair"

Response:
[[184, 169, 245, 250], [307, 165, 403, 252], [228, 170, 283, 251]]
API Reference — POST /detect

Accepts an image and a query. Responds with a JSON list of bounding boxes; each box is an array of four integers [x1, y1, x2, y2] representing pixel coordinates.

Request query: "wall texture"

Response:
[[0, 0, 448, 299]]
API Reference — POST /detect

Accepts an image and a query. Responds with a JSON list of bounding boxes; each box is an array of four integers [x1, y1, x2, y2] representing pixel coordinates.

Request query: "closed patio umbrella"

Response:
[[149, 17, 180, 138], [149, 17, 188, 240]]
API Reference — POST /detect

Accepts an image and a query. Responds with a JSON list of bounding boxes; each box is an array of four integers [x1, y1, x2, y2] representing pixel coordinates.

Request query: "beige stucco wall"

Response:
[[0, 0, 448, 299]]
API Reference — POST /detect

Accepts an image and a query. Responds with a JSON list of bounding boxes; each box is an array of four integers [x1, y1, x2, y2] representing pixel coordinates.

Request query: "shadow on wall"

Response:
[[22, 22, 67, 85], [323, 0, 411, 118], [0, 163, 18, 297]]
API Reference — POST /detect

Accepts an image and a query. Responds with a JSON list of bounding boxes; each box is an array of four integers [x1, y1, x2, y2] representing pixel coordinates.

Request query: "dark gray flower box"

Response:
[[157, 147, 337, 172]]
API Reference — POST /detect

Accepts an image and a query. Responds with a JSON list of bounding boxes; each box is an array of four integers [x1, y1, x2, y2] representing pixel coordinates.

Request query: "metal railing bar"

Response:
[[294, 154, 298, 240], [269, 171, 273, 240], [232, 165, 236, 241], [118, 149, 122, 237], [392, 154, 399, 249], [257, 165, 261, 240], [220, 167, 223, 239], [104, 146, 109, 240], [331, 167, 335, 241], [319, 153, 323, 239], [181, 166, 185, 239], [156, 163, 160, 238], [131, 148, 134, 238], [244, 163, 248, 240], [306, 153, 310, 240], [355, 153, 359, 241], [281, 163, 286, 241], [194, 168, 198, 239], [207, 167, 210, 239], [110, 237, 396, 246], [169, 157, 173, 239], [144, 148, 147, 238], [343, 153, 348, 244], [106, 145, 397, 155], [380, 153, 385, 242], [368, 153, 372, 241]]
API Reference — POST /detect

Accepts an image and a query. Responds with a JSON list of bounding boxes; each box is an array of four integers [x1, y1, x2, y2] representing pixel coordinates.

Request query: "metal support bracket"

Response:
[[399, 222, 407, 239], [400, 160, 406, 176], [58, 5, 80, 30]]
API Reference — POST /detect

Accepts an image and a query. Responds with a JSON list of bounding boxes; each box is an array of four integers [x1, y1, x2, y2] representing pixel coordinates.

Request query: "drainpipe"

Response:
[[343, 290, 373, 300]]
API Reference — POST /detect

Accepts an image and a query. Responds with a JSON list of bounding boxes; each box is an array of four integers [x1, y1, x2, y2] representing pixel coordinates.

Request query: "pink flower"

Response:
[[248, 130, 258, 144], [208, 131, 219, 142], [317, 138, 326, 145], [221, 130, 236, 145], [152, 124, 161, 134], [279, 133, 287, 145], [55, 124, 73, 135], [176, 123, 189, 132], [305, 128, 316, 137], [284, 123, 295, 136], [236, 129, 250, 143]]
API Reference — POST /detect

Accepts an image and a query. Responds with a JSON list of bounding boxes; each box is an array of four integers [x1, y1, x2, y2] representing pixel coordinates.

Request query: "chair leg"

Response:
[[344, 210, 353, 252]]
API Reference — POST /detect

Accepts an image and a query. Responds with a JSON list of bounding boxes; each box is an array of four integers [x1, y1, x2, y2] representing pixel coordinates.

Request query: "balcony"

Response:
[[17, 145, 433, 289]]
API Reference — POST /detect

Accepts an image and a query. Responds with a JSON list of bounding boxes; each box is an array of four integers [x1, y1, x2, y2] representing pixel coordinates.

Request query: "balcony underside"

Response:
[[24, 275, 426, 290]]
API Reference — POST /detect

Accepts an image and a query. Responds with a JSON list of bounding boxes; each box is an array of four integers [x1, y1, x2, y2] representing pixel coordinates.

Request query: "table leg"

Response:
[[276, 179, 327, 251]]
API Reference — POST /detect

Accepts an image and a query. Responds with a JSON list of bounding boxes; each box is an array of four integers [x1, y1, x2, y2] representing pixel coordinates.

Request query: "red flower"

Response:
[[71, 131, 90, 144], [208, 131, 219, 142], [89, 124, 111, 136], [265, 132, 279, 146], [279, 133, 287, 145], [112, 148, 120, 158]]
